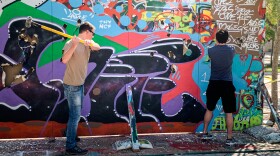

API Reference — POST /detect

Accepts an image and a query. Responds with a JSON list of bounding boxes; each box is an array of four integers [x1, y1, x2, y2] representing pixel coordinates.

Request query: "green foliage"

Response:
[[265, 0, 280, 41], [265, 27, 275, 41], [266, 0, 280, 26]]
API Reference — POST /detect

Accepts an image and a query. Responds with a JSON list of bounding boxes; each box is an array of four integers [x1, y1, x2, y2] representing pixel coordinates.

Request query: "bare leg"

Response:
[[203, 109, 213, 133], [225, 113, 233, 139]]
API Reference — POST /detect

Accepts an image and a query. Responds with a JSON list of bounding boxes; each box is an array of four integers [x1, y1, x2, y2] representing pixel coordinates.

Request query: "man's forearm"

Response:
[[90, 41, 100, 51]]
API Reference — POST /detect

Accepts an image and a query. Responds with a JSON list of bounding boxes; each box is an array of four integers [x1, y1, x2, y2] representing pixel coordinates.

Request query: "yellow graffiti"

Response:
[[141, 8, 213, 33]]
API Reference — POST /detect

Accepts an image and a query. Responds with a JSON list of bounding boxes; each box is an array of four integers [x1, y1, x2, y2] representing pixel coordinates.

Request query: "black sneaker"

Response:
[[201, 133, 213, 140], [225, 137, 236, 146], [65, 145, 88, 155]]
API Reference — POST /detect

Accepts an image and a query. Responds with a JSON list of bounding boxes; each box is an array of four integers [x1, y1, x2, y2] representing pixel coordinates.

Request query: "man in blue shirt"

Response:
[[202, 29, 236, 146]]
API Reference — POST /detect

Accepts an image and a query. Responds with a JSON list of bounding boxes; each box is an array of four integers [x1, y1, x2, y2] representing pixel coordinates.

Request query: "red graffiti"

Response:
[[104, 0, 145, 30], [258, 0, 266, 19], [194, 14, 213, 33], [56, 0, 93, 11]]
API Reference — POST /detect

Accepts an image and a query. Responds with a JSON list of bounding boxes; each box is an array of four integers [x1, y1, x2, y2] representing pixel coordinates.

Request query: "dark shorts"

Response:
[[206, 80, 236, 113]]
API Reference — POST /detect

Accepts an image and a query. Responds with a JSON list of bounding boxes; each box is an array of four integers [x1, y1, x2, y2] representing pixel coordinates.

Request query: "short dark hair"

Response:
[[79, 22, 95, 34], [216, 29, 229, 43]]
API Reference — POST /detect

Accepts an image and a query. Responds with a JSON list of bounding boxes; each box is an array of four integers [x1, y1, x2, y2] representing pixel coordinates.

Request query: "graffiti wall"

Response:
[[0, 0, 266, 138]]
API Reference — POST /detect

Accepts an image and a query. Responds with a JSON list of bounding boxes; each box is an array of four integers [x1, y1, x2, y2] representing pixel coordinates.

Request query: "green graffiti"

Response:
[[181, 16, 190, 23], [212, 116, 226, 130], [233, 114, 250, 130], [250, 115, 262, 127], [248, 72, 259, 82], [144, 11, 200, 33], [212, 108, 263, 131], [240, 89, 255, 109], [172, 16, 181, 23]]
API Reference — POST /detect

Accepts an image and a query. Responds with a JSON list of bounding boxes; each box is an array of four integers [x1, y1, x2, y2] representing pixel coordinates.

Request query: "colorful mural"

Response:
[[0, 0, 266, 138]]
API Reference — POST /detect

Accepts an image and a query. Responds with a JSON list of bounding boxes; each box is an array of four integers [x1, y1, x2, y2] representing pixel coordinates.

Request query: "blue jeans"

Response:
[[63, 84, 84, 149]]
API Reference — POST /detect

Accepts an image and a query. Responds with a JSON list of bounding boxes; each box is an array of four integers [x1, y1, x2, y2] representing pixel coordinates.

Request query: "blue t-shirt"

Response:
[[208, 45, 235, 81]]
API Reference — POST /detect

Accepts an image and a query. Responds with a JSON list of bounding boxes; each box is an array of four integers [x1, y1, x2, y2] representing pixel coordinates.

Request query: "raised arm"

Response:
[[84, 39, 101, 51], [61, 36, 80, 64]]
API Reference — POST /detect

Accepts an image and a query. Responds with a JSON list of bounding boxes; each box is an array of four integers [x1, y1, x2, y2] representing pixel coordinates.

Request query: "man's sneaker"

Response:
[[65, 145, 88, 155], [201, 133, 213, 140], [225, 137, 236, 146]]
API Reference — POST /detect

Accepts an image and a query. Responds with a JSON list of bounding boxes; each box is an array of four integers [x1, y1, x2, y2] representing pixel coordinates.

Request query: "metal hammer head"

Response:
[[25, 16, 32, 28]]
